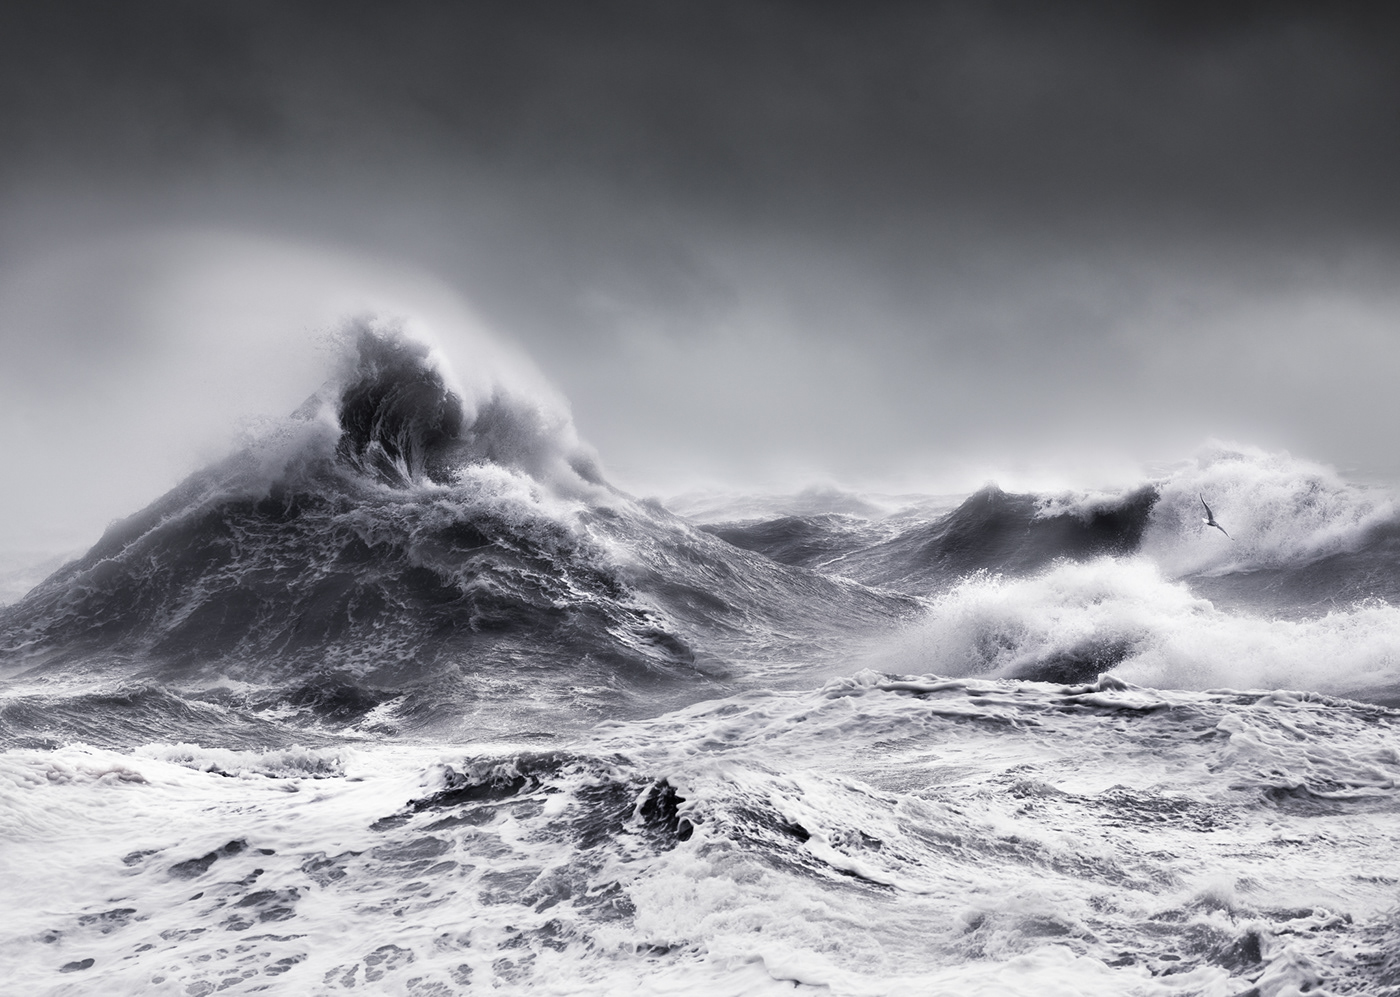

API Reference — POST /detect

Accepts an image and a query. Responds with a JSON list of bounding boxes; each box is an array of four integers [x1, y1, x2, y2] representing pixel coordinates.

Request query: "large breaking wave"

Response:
[[0, 319, 916, 744]]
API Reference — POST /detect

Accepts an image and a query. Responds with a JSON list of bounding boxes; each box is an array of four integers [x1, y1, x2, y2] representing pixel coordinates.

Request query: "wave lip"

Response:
[[329, 318, 607, 495], [335, 327, 467, 485]]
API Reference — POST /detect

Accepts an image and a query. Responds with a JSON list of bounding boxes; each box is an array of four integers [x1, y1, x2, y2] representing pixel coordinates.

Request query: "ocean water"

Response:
[[4, 321, 1400, 996]]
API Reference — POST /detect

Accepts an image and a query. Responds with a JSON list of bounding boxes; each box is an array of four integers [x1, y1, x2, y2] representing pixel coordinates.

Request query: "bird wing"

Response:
[[1213, 523, 1232, 540], [1200, 494, 1213, 520]]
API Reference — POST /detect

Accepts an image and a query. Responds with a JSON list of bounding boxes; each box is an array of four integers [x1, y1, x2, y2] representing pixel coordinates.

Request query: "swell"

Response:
[[700, 452, 1400, 698], [7, 321, 1400, 724], [700, 513, 896, 573]]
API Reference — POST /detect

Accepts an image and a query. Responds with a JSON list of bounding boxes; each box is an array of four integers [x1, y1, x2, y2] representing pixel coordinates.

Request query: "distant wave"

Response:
[[702, 445, 1400, 607], [704, 483, 1158, 588], [697, 446, 1400, 701]]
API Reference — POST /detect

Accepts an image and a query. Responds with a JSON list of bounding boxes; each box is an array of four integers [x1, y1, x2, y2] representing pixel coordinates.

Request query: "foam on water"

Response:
[[875, 556, 1400, 698], [4, 676, 1398, 995], [1140, 442, 1397, 578]]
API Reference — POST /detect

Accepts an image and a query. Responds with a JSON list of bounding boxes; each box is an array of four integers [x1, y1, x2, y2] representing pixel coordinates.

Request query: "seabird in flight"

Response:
[[1200, 494, 1232, 539]]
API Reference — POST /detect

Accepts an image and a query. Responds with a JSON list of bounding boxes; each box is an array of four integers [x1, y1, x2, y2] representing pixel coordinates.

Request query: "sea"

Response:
[[3, 320, 1399, 996]]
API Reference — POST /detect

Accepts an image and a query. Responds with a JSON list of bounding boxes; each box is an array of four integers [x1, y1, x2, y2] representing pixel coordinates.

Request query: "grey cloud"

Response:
[[5, 2, 1400, 231]]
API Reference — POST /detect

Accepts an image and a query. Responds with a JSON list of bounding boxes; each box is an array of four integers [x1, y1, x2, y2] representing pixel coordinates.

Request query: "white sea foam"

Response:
[[873, 555, 1400, 696], [134, 743, 352, 780], [5, 672, 1398, 994], [1144, 442, 1396, 576]]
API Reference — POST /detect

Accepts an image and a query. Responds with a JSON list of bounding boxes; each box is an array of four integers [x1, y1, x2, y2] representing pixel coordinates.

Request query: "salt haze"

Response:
[[3, 2, 1400, 551]]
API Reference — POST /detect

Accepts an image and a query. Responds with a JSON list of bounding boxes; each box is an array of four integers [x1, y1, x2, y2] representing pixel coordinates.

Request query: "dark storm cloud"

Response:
[[6, 1, 1396, 334], [3, 0, 1400, 538], [5, 1, 1400, 233]]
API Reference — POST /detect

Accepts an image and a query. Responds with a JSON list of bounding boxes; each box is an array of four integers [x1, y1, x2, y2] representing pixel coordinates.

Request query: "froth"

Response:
[[311, 316, 607, 500], [1142, 442, 1396, 576], [875, 556, 1400, 698]]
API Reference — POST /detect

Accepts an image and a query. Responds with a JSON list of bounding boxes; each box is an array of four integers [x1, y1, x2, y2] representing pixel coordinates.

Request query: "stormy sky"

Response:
[[4, 1, 1400, 555]]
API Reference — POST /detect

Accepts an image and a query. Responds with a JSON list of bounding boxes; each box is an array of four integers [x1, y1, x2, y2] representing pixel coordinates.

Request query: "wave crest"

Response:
[[328, 318, 605, 496], [1142, 443, 1397, 576], [874, 556, 1400, 700], [335, 324, 467, 485]]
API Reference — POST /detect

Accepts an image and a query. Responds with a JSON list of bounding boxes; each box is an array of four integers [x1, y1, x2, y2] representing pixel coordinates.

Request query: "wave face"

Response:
[[334, 328, 468, 485]]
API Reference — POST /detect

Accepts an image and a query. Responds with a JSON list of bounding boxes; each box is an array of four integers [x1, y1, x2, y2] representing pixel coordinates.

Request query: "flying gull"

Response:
[[1200, 494, 1232, 539]]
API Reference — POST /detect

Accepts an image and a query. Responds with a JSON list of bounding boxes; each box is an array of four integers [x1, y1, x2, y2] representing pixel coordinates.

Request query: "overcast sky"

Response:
[[4, 1, 1400, 553]]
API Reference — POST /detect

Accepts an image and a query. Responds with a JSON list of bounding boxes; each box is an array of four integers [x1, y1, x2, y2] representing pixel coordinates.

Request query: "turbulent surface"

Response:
[[5, 676, 1400, 995], [4, 325, 1400, 995]]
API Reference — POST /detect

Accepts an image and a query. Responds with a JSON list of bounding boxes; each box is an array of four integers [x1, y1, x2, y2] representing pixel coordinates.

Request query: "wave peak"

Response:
[[336, 323, 467, 485]]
